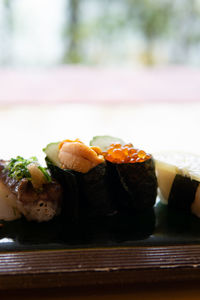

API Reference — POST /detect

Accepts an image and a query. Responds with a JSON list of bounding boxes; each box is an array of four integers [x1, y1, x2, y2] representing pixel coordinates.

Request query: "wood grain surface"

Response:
[[0, 245, 200, 290]]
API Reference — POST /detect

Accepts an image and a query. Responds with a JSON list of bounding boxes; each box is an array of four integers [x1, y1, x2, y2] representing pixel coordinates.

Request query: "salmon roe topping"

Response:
[[104, 143, 151, 164]]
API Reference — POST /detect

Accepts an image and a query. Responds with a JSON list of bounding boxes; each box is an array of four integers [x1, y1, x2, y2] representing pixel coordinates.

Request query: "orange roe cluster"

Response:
[[104, 143, 151, 164]]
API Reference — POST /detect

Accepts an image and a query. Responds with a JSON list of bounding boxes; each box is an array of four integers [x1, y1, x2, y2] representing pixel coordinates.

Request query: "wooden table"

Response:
[[0, 282, 200, 300]]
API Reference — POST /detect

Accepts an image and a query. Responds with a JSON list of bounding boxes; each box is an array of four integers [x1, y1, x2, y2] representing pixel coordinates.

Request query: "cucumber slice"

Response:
[[90, 135, 125, 152], [43, 142, 61, 167]]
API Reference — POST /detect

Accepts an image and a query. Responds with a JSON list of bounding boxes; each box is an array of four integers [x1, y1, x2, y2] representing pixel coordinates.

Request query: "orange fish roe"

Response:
[[104, 143, 151, 164]]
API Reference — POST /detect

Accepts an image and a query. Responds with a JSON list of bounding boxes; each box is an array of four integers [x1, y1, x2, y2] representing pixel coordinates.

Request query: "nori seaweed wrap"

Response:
[[114, 158, 157, 211], [90, 136, 158, 212], [44, 139, 115, 222]]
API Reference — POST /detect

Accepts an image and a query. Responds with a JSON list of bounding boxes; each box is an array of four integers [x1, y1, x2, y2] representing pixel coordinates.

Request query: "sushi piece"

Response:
[[155, 152, 200, 217], [0, 156, 62, 222], [44, 139, 115, 221], [90, 136, 158, 212]]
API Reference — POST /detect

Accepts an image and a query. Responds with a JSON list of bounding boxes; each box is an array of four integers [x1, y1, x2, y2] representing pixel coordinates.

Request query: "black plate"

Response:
[[0, 200, 200, 252]]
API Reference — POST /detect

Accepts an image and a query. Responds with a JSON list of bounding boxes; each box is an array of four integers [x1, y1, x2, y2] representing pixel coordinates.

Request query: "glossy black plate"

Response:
[[0, 200, 200, 252]]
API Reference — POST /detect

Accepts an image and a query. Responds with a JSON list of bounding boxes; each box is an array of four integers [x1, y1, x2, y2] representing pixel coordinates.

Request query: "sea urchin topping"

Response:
[[58, 139, 105, 173], [104, 143, 151, 164]]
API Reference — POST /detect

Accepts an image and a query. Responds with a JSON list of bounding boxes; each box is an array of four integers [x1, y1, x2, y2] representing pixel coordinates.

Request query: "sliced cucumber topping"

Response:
[[90, 135, 125, 152], [43, 142, 61, 167]]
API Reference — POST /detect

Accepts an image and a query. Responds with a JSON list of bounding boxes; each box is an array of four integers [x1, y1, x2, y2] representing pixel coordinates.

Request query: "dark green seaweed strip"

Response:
[[77, 163, 116, 218], [45, 158, 79, 222], [168, 174, 199, 212], [105, 161, 129, 212], [116, 158, 158, 211], [46, 158, 115, 221]]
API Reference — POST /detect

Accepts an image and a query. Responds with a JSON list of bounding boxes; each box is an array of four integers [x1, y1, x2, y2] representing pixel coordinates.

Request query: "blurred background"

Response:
[[0, 0, 200, 160], [1, 0, 200, 67]]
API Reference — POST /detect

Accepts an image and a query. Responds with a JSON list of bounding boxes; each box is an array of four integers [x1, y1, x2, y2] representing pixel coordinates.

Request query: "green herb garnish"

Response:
[[5, 156, 51, 183], [38, 166, 52, 182], [5, 156, 36, 180]]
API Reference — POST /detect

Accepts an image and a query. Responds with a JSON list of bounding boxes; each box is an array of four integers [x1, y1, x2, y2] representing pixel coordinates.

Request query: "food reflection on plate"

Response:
[[0, 208, 155, 250]]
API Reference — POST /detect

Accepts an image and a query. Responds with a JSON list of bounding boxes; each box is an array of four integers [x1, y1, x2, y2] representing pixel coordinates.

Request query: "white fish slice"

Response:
[[154, 151, 200, 218]]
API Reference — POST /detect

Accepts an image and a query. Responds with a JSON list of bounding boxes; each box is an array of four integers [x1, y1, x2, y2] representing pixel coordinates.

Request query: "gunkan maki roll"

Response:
[[155, 152, 200, 217], [43, 139, 115, 221], [90, 136, 158, 212]]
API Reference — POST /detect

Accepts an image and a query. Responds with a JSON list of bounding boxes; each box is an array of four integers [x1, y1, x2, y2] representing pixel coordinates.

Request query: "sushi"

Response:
[[90, 136, 158, 212], [0, 156, 62, 222], [43, 139, 115, 221], [155, 152, 200, 217]]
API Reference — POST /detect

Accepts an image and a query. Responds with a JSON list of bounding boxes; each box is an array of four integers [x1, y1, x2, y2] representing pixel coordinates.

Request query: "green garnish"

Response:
[[5, 156, 51, 183], [38, 166, 52, 182], [5, 156, 36, 180]]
